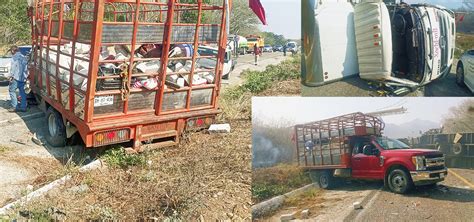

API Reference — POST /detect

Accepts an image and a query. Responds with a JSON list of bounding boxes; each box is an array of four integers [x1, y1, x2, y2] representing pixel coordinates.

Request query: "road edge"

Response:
[[252, 183, 318, 218], [0, 159, 104, 216]]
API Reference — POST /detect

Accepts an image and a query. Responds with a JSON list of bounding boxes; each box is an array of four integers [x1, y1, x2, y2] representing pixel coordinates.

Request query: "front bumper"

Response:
[[410, 168, 448, 185]]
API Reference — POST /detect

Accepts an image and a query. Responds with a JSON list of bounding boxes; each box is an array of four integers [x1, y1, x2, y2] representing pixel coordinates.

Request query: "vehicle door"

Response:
[[465, 50, 474, 90], [223, 51, 232, 75], [351, 138, 382, 179]]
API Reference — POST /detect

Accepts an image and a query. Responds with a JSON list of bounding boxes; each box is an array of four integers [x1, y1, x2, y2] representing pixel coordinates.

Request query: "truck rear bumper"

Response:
[[410, 168, 448, 185]]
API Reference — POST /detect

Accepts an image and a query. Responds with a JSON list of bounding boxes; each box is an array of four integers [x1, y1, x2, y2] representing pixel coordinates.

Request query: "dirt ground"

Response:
[[256, 180, 381, 221]]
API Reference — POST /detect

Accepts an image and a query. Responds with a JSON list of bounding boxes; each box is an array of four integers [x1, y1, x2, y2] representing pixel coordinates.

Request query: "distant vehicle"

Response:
[[273, 45, 283, 52], [263, 45, 273, 53], [285, 41, 298, 54], [228, 34, 248, 55], [197, 46, 236, 80], [294, 112, 448, 194], [0, 45, 32, 83], [456, 49, 474, 94], [302, 0, 455, 90], [246, 35, 264, 53]]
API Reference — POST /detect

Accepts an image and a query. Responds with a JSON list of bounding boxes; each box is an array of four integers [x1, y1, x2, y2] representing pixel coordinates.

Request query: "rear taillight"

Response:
[[187, 116, 214, 130], [94, 128, 130, 146]]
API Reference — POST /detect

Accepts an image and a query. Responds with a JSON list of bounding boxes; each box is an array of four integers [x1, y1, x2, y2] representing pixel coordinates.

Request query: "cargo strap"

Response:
[[119, 63, 131, 101]]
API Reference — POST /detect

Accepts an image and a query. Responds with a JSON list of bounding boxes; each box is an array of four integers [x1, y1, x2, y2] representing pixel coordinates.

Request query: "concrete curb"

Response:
[[0, 159, 104, 215], [252, 183, 318, 218]]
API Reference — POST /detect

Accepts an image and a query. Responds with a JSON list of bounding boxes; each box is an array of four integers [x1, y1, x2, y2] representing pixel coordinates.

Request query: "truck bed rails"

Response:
[[294, 112, 384, 168], [30, 0, 230, 150]]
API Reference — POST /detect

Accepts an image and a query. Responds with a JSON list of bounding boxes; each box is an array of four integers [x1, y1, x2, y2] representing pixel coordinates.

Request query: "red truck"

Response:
[[294, 113, 447, 194], [27, 0, 230, 151]]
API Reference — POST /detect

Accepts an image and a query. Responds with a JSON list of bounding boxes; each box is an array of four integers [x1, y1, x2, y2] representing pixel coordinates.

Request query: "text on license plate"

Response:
[[94, 95, 114, 107]]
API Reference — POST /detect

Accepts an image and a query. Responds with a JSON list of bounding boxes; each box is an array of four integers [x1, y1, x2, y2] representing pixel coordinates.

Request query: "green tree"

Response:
[[261, 32, 286, 46], [0, 0, 31, 47]]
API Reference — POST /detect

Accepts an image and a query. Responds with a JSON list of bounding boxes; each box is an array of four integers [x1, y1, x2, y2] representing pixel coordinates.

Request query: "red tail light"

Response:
[[94, 128, 130, 146]]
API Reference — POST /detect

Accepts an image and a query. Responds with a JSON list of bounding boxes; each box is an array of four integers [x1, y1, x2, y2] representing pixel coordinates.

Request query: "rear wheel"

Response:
[[310, 170, 334, 189], [456, 63, 465, 86], [388, 169, 412, 194], [45, 106, 67, 147]]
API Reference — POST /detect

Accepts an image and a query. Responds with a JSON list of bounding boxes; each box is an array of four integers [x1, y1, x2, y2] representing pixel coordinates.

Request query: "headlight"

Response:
[[411, 156, 426, 171]]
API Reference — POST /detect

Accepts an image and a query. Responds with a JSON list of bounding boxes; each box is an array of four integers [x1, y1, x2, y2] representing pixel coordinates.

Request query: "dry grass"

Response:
[[455, 33, 474, 58], [252, 164, 311, 203]]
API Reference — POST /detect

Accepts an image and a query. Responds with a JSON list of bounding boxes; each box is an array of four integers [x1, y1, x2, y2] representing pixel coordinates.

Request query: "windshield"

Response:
[[287, 43, 296, 48], [247, 38, 258, 42], [376, 137, 410, 150]]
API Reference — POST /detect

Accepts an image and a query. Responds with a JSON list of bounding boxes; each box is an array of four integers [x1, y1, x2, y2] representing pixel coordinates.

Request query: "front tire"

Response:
[[388, 169, 413, 194], [456, 63, 465, 86], [45, 106, 67, 147]]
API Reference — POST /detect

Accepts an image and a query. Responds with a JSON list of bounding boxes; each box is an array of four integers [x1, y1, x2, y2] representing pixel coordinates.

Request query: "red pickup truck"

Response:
[[294, 113, 447, 194]]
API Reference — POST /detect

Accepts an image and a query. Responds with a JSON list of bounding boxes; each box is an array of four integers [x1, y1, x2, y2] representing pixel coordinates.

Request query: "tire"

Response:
[[314, 170, 334, 189], [387, 168, 413, 194], [456, 63, 465, 86], [452, 143, 464, 156], [45, 106, 67, 147]]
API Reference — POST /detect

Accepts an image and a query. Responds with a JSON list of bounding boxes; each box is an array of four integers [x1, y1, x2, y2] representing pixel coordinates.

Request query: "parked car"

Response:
[[197, 45, 236, 80], [263, 45, 273, 53], [0, 45, 32, 83], [456, 49, 474, 94], [286, 41, 298, 54], [273, 45, 283, 52]]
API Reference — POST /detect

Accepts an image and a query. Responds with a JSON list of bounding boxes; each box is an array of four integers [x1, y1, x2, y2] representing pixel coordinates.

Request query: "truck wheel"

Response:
[[452, 143, 464, 155], [388, 169, 412, 194], [317, 170, 334, 189], [45, 107, 67, 147]]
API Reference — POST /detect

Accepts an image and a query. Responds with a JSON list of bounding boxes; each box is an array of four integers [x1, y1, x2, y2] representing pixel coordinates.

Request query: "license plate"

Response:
[[440, 173, 445, 179], [94, 95, 114, 107]]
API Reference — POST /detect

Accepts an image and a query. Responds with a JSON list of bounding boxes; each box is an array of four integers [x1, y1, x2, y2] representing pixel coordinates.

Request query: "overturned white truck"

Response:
[[302, 0, 455, 92]]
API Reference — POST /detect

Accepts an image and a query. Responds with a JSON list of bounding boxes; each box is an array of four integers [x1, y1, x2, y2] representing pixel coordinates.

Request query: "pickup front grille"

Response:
[[425, 156, 445, 171]]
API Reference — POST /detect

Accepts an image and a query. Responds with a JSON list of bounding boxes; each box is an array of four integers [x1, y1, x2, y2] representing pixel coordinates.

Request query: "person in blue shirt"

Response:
[[8, 46, 29, 112]]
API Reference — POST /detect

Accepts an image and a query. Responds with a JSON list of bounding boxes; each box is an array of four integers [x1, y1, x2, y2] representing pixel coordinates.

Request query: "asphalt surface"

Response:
[[0, 86, 87, 207], [222, 51, 288, 87], [348, 168, 474, 221], [301, 65, 473, 97]]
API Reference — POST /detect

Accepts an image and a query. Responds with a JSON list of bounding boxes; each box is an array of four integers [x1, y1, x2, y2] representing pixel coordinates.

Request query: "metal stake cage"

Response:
[[29, 0, 231, 150], [294, 112, 385, 169]]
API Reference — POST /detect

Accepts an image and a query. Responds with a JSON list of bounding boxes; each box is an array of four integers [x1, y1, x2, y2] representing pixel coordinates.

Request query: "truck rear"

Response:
[[246, 35, 264, 53], [29, 0, 230, 151], [294, 112, 448, 194]]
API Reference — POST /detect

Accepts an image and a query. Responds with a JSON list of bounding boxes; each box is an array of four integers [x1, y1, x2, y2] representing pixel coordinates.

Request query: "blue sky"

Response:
[[259, 0, 301, 39], [405, 0, 464, 9], [252, 97, 471, 126]]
